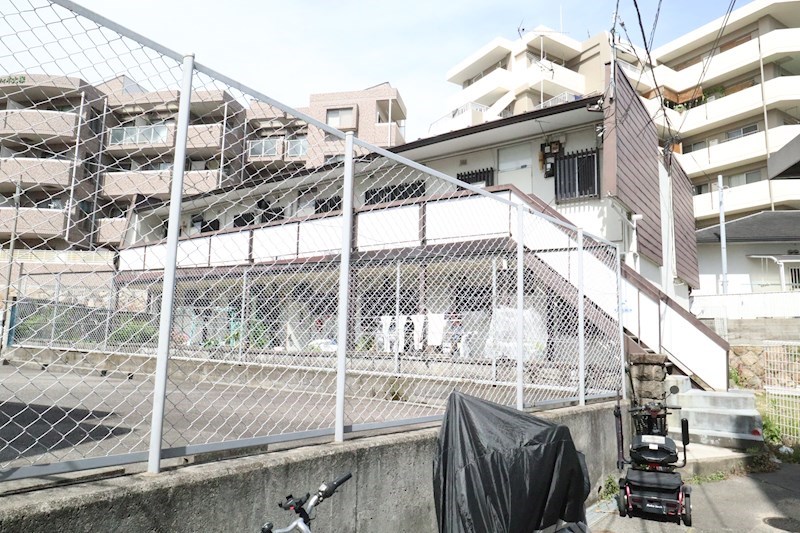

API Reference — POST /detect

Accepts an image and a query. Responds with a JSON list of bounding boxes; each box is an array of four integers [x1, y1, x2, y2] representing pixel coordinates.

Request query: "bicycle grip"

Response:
[[332, 471, 352, 489]]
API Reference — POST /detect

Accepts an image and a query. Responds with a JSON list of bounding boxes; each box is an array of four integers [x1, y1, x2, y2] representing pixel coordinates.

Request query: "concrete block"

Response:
[[665, 375, 692, 393], [630, 365, 666, 382], [670, 427, 765, 450], [676, 390, 757, 411], [678, 407, 762, 436], [629, 353, 668, 366], [632, 380, 664, 400]]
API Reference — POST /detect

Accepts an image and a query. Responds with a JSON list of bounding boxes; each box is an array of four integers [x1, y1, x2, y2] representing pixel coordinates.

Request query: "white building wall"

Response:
[[696, 241, 800, 295]]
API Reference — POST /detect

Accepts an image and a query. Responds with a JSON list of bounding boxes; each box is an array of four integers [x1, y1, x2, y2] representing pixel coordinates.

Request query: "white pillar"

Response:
[[147, 54, 195, 474], [334, 132, 355, 442], [516, 206, 525, 410]]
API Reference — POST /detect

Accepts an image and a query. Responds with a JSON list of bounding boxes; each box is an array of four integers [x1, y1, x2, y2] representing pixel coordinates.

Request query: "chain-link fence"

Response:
[[0, 0, 623, 482], [764, 342, 800, 444]]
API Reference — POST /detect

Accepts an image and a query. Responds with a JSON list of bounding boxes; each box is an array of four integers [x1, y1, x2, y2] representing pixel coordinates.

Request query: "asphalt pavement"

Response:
[[590, 463, 800, 532]]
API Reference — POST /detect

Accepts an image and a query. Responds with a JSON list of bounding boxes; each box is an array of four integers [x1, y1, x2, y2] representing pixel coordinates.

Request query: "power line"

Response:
[[631, 0, 676, 149], [648, 0, 663, 51]]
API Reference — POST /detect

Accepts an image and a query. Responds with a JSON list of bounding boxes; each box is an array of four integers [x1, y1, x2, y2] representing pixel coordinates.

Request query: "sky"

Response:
[[71, 0, 749, 142]]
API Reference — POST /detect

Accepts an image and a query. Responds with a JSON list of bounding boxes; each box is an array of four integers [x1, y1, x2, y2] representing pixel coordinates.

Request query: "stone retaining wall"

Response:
[[729, 345, 766, 389]]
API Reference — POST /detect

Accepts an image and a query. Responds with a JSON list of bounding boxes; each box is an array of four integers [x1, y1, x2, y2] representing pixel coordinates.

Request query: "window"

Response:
[[453, 285, 492, 313], [693, 183, 710, 196], [791, 267, 800, 290], [554, 149, 599, 202], [364, 182, 424, 205], [201, 219, 220, 233], [190, 214, 219, 234], [248, 138, 280, 158], [725, 170, 762, 188], [285, 136, 308, 157], [326, 108, 354, 129], [324, 154, 345, 165], [260, 208, 283, 224], [456, 168, 494, 188], [725, 123, 758, 141], [233, 212, 256, 227], [498, 143, 532, 173], [315, 196, 342, 214], [683, 140, 706, 154]]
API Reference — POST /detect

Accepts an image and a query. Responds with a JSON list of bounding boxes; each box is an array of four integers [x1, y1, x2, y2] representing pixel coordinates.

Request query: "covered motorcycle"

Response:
[[434, 392, 589, 533]]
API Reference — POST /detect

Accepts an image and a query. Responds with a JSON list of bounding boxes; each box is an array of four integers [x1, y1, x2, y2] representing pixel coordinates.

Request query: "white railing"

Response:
[[533, 91, 582, 111], [108, 124, 169, 145], [621, 268, 729, 390], [692, 292, 800, 320]]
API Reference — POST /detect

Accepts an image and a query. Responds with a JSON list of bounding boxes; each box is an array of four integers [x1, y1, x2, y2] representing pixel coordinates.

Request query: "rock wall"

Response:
[[629, 353, 667, 401], [729, 345, 766, 389]]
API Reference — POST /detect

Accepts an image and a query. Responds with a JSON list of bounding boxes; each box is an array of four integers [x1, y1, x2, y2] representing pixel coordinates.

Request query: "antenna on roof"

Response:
[[517, 20, 526, 38]]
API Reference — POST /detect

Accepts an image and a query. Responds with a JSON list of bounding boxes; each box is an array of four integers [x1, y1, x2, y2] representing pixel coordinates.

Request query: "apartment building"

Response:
[[643, 0, 800, 296], [430, 0, 800, 297], [0, 73, 406, 303], [428, 26, 617, 136], [0, 73, 115, 296]]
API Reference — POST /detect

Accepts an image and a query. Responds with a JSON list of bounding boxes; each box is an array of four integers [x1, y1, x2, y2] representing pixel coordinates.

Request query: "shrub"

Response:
[[109, 322, 158, 345]]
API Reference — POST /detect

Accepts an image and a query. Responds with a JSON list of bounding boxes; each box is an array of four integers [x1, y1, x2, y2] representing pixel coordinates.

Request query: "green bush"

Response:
[[729, 366, 741, 387], [599, 475, 618, 500], [761, 413, 782, 444], [109, 322, 158, 345]]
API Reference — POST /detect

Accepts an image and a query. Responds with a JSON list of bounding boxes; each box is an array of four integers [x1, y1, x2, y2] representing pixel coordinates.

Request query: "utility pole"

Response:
[[718, 175, 728, 295]]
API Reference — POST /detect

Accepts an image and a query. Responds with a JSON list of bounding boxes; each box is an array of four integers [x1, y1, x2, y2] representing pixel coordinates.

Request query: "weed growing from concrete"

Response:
[[598, 475, 618, 500], [689, 471, 727, 485]]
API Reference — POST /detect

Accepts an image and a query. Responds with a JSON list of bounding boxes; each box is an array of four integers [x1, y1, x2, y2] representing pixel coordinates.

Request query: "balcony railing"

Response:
[[108, 124, 169, 145], [0, 109, 79, 140], [533, 91, 582, 111], [248, 138, 281, 158], [0, 157, 73, 189], [0, 207, 66, 238]]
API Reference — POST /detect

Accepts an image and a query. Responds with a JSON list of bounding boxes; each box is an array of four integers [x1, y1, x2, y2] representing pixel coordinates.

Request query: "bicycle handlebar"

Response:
[[261, 472, 352, 533]]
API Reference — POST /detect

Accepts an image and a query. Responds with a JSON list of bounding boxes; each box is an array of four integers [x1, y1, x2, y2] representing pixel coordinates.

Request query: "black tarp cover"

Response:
[[434, 392, 589, 533]]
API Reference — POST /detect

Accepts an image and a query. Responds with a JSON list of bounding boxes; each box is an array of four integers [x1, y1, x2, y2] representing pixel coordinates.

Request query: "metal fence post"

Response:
[[334, 131, 355, 442], [615, 245, 627, 399], [394, 261, 400, 374], [577, 228, 586, 406], [147, 53, 195, 474], [102, 277, 114, 352], [50, 273, 62, 344], [238, 270, 248, 360], [516, 205, 525, 411]]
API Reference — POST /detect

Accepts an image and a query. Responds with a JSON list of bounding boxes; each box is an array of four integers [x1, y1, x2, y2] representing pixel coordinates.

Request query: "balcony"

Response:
[[645, 76, 800, 137], [448, 68, 514, 110], [102, 169, 219, 199], [675, 124, 800, 178], [187, 123, 237, 155], [96, 217, 127, 246], [0, 207, 66, 239], [106, 124, 174, 154], [693, 178, 800, 221], [522, 59, 586, 99], [0, 109, 79, 142], [374, 122, 405, 147], [0, 158, 73, 191]]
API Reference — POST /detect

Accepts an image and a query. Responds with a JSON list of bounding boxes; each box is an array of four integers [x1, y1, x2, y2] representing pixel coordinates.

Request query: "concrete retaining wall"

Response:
[[0, 401, 625, 533], [701, 317, 800, 344]]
